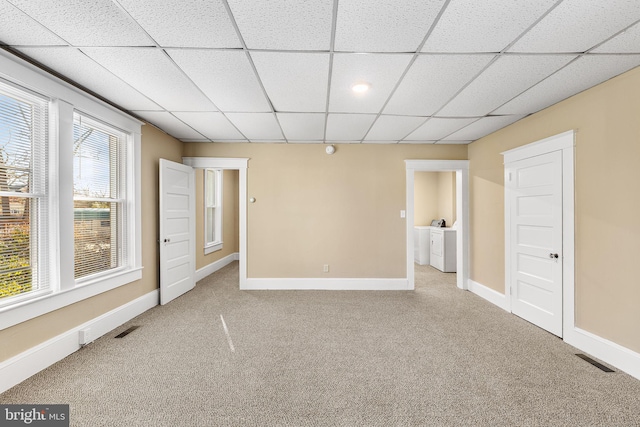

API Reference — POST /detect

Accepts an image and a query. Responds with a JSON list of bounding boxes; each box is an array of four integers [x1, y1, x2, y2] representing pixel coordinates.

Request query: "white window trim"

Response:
[[0, 49, 142, 331], [204, 169, 223, 254]]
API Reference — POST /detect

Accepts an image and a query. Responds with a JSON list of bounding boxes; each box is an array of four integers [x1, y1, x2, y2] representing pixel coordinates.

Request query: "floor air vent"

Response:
[[576, 354, 615, 372], [115, 326, 140, 338]]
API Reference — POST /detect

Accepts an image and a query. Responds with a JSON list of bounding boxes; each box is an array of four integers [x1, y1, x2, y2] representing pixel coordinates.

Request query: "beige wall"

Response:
[[195, 169, 240, 270], [183, 143, 467, 279], [0, 125, 183, 362], [468, 66, 640, 353], [414, 172, 456, 227]]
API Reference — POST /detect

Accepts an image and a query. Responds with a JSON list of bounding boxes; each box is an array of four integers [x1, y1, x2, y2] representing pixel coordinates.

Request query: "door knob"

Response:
[[549, 253, 559, 259], [164, 238, 170, 243]]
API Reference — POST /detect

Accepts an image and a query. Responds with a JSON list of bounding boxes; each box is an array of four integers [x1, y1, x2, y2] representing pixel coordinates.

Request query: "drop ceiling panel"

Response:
[[251, 52, 329, 112], [325, 114, 377, 141], [134, 111, 206, 140], [494, 55, 640, 115], [592, 22, 640, 53], [117, 0, 241, 48], [173, 112, 246, 141], [364, 116, 425, 141], [276, 113, 325, 141], [227, 0, 333, 50], [168, 49, 269, 112], [383, 54, 495, 116], [225, 113, 284, 140], [404, 118, 478, 141], [508, 0, 640, 53], [438, 54, 576, 116], [334, 0, 446, 52], [329, 54, 412, 113], [82, 47, 216, 111], [422, 0, 556, 52], [0, 1, 66, 46], [17, 47, 161, 111], [443, 115, 525, 141], [7, 0, 154, 46]]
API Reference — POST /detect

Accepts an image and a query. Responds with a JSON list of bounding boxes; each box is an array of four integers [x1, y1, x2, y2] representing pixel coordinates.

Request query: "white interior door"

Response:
[[159, 159, 195, 305], [507, 150, 563, 337]]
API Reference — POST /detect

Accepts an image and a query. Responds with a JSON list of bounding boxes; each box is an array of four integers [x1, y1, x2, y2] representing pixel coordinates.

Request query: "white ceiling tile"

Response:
[[422, 0, 556, 52], [404, 118, 478, 140], [251, 52, 329, 112], [325, 114, 377, 141], [335, 0, 446, 52], [173, 112, 246, 141], [17, 47, 161, 111], [0, 1, 66, 45], [509, 0, 640, 53], [276, 113, 325, 141], [364, 116, 425, 141], [117, 0, 240, 48], [249, 140, 287, 144], [227, 0, 333, 50], [329, 53, 412, 113], [362, 141, 399, 144], [82, 47, 215, 111], [134, 111, 206, 140], [7, 0, 154, 46], [384, 55, 495, 116], [494, 55, 640, 115], [592, 22, 640, 53], [443, 115, 525, 141], [225, 113, 284, 140], [399, 140, 436, 144], [168, 49, 269, 112], [438, 55, 576, 116]]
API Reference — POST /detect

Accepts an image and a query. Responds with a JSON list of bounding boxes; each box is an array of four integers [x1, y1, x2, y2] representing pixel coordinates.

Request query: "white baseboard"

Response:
[[565, 327, 640, 381], [467, 279, 640, 381], [242, 277, 409, 290], [0, 290, 158, 394], [467, 279, 510, 311], [195, 252, 239, 283]]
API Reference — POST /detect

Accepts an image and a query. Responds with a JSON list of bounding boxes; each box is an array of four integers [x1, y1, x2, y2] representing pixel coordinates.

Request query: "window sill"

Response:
[[0, 267, 143, 331], [204, 242, 223, 255]]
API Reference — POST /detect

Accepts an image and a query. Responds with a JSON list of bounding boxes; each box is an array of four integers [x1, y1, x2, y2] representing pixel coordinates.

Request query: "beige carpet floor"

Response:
[[1, 262, 639, 426]]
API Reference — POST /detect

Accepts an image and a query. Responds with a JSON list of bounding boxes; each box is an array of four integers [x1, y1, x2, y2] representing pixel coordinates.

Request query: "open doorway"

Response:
[[183, 157, 249, 288], [405, 160, 469, 291], [413, 171, 458, 287]]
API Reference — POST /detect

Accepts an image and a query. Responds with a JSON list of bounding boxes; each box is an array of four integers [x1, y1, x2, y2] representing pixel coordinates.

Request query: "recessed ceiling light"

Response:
[[351, 82, 371, 94]]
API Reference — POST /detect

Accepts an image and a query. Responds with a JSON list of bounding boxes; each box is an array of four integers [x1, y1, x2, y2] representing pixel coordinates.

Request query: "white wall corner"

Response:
[[195, 253, 239, 283], [0, 290, 158, 394], [467, 279, 510, 312], [565, 327, 640, 382]]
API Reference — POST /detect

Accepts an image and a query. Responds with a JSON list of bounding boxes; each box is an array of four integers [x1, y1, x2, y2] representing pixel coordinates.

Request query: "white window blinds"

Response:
[[0, 80, 48, 300], [73, 113, 127, 280]]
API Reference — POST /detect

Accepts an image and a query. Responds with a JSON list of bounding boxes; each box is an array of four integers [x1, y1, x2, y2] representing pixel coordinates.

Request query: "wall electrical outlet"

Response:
[[323, 264, 330, 273]]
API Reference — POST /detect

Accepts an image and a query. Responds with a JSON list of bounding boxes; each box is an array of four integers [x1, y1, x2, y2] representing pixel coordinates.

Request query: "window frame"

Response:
[[203, 168, 223, 254], [72, 112, 128, 283], [0, 49, 142, 330]]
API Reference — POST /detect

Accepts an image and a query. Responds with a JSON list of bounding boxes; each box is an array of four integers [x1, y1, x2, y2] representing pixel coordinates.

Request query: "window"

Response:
[[204, 169, 222, 254], [73, 114, 126, 280], [0, 80, 48, 303], [0, 49, 142, 329]]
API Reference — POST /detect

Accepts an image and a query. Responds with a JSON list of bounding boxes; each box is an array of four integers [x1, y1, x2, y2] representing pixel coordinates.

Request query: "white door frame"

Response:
[[405, 160, 470, 290], [183, 157, 249, 289], [502, 130, 575, 337]]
